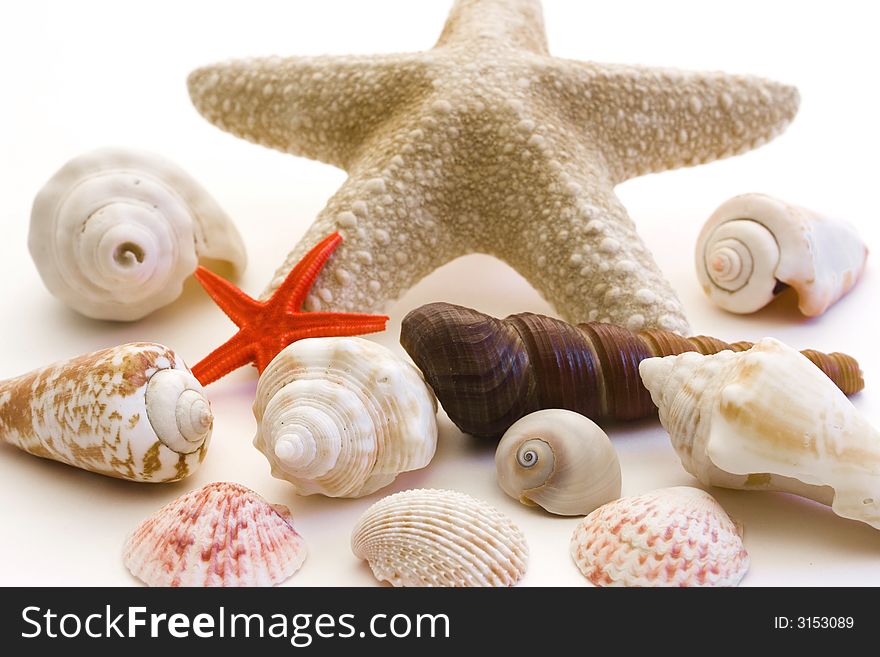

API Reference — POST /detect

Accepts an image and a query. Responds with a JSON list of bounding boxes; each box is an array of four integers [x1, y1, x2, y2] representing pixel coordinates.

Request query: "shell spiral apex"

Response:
[[253, 337, 438, 498], [639, 338, 880, 530], [0, 342, 212, 482], [570, 487, 749, 587], [29, 148, 247, 321], [123, 482, 306, 587], [696, 193, 868, 316], [352, 488, 529, 587], [495, 409, 621, 516]]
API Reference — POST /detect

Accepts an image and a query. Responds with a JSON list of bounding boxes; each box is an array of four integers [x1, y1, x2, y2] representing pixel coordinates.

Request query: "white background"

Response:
[[1, 0, 879, 586]]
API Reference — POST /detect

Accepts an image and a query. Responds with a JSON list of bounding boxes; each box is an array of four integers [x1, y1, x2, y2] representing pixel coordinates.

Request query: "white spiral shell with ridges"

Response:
[[29, 148, 247, 321], [124, 482, 307, 587], [495, 409, 621, 516], [253, 337, 438, 498], [0, 342, 212, 482], [696, 193, 867, 316], [570, 486, 749, 587], [639, 338, 880, 530], [351, 488, 529, 587]]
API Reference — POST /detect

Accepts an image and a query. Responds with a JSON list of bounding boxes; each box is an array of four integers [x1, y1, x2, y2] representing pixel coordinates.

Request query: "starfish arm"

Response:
[[550, 61, 799, 182], [194, 266, 262, 327], [191, 331, 255, 385], [434, 0, 549, 54], [282, 312, 389, 339], [485, 149, 690, 334], [270, 232, 343, 313], [188, 54, 433, 170]]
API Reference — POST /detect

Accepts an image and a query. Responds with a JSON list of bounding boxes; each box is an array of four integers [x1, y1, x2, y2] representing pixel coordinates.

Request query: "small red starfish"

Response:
[[192, 232, 388, 385]]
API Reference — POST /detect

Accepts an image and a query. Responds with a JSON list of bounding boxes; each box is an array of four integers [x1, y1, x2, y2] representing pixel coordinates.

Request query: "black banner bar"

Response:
[[0, 587, 871, 653]]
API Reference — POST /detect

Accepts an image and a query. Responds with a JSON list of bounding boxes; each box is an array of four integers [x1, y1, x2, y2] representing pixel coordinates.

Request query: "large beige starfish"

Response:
[[188, 0, 798, 333]]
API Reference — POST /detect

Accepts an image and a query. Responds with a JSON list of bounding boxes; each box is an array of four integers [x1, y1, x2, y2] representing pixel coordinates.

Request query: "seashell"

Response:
[[696, 193, 868, 316], [495, 409, 621, 516], [400, 302, 863, 438], [0, 342, 212, 482], [123, 482, 306, 586], [253, 337, 438, 497], [29, 148, 247, 321], [639, 338, 880, 530], [351, 488, 528, 587], [570, 486, 749, 587]]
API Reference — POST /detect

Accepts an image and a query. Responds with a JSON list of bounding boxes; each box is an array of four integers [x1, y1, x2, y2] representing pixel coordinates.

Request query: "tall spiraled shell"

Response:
[[253, 337, 438, 497], [639, 338, 880, 530], [351, 488, 528, 587], [495, 409, 621, 516], [29, 148, 247, 321], [696, 193, 868, 316], [400, 302, 863, 438], [570, 487, 750, 587], [0, 342, 212, 482], [124, 482, 307, 587]]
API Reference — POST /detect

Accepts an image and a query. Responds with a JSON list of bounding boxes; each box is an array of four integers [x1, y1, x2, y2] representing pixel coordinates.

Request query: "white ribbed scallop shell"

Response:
[[696, 193, 867, 316], [253, 337, 438, 498], [351, 488, 529, 587], [29, 148, 246, 321], [570, 486, 749, 587], [639, 338, 880, 530], [123, 482, 307, 587]]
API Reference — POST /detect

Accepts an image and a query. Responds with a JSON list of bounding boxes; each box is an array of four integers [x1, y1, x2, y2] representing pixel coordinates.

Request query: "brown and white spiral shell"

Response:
[[0, 342, 212, 482], [570, 487, 749, 587], [253, 337, 438, 498], [696, 193, 868, 316], [351, 488, 528, 587], [400, 302, 863, 438], [639, 338, 880, 530], [495, 409, 621, 516], [29, 148, 247, 321], [124, 482, 307, 587]]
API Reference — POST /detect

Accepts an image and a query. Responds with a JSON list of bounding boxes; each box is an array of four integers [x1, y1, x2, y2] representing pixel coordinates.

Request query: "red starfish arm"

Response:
[[283, 311, 389, 339], [270, 232, 343, 312], [194, 266, 263, 328], [191, 331, 256, 386]]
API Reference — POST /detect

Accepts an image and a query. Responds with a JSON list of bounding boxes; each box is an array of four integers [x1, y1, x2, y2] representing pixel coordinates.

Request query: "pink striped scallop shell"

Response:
[[570, 486, 749, 587], [124, 481, 306, 586]]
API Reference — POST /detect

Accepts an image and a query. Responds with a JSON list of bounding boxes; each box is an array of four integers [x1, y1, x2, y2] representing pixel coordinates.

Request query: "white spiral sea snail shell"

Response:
[[29, 148, 247, 321], [0, 342, 212, 482], [696, 193, 867, 316], [253, 337, 438, 498], [495, 409, 621, 516]]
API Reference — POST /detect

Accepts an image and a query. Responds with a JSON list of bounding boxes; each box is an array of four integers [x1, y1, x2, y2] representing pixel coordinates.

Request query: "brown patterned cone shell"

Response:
[[400, 302, 863, 439]]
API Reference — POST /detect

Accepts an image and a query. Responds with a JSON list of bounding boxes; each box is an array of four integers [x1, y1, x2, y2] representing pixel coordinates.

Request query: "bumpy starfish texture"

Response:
[[192, 232, 388, 385], [188, 0, 799, 333]]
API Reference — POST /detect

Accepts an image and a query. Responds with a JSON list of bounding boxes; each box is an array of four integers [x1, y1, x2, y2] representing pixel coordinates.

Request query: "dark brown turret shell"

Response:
[[400, 302, 863, 439]]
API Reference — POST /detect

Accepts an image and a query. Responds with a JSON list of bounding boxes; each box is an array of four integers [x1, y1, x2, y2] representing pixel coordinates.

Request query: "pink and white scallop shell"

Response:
[[123, 481, 306, 587], [570, 486, 749, 587]]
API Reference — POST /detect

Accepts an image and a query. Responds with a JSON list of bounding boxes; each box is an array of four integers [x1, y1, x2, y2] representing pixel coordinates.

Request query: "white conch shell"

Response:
[[351, 488, 528, 587], [124, 482, 307, 587], [0, 342, 212, 482], [253, 337, 438, 498], [639, 338, 880, 529], [695, 193, 868, 316], [570, 486, 749, 587], [29, 148, 247, 321], [495, 409, 621, 516]]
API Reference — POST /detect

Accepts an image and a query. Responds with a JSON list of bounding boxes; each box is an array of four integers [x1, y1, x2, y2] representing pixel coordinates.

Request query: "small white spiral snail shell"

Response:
[[253, 337, 438, 498], [495, 409, 621, 516], [696, 193, 867, 316], [29, 148, 247, 321], [0, 342, 212, 482]]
